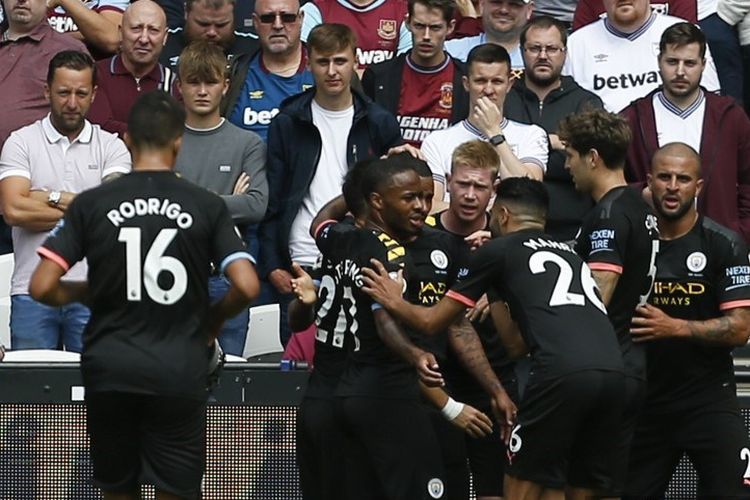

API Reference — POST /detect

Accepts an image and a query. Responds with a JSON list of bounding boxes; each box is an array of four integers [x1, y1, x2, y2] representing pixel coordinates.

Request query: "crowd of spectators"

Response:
[[1, 0, 750, 357]]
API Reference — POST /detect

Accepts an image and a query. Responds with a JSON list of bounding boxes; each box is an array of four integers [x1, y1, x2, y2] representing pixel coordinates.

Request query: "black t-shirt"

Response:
[[646, 217, 750, 412], [40, 171, 250, 400], [310, 221, 418, 399], [449, 229, 624, 381], [574, 186, 659, 381], [430, 211, 515, 399], [402, 225, 469, 359]]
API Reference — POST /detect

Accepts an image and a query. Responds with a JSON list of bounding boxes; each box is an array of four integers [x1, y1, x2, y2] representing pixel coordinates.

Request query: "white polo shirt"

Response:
[[564, 13, 721, 112], [421, 118, 548, 191], [0, 116, 131, 295]]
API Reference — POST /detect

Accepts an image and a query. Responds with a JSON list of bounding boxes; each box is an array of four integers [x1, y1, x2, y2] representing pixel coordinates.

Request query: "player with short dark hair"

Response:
[[361, 177, 624, 499], [29, 90, 259, 500], [624, 142, 750, 497], [559, 108, 660, 497]]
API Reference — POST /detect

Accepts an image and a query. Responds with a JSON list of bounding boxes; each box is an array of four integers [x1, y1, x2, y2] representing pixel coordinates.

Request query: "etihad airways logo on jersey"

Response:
[[243, 106, 280, 126], [650, 281, 705, 306], [594, 72, 659, 90], [356, 48, 394, 66]]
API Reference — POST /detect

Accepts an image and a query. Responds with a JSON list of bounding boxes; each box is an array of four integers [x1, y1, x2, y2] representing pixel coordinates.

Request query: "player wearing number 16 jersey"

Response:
[[559, 109, 659, 495], [29, 91, 259, 499], [361, 178, 624, 498]]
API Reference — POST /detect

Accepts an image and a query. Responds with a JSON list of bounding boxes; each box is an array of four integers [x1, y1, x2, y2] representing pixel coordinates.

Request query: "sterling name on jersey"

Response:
[[575, 186, 660, 381], [307, 219, 410, 398], [564, 13, 721, 112], [39, 171, 252, 400], [397, 56, 455, 146], [646, 217, 750, 411], [447, 229, 623, 381]]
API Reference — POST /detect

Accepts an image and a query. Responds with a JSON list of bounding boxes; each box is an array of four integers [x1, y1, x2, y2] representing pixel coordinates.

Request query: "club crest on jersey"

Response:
[[430, 250, 448, 270], [439, 83, 453, 110], [427, 478, 444, 498], [378, 19, 398, 40], [686, 252, 707, 273]]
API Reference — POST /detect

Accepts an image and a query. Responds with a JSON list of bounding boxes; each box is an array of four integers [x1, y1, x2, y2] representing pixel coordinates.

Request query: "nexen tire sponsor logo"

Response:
[[243, 107, 279, 126], [594, 71, 658, 90]]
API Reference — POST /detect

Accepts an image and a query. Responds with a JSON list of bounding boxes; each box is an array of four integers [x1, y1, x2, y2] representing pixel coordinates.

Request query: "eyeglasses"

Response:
[[257, 12, 299, 24], [524, 44, 565, 56]]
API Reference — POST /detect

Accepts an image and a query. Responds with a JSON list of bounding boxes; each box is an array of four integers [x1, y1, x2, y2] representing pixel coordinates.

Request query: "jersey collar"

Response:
[[405, 52, 451, 74], [604, 12, 657, 41], [462, 118, 509, 139], [656, 89, 705, 119]]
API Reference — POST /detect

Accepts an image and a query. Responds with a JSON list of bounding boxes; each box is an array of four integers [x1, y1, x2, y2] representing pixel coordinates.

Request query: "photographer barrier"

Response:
[[3, 360, 750, 498]]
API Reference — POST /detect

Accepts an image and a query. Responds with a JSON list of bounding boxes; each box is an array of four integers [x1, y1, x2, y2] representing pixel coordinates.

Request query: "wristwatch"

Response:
[[489, 133, 506, 146], [48, 190, 62, 207]]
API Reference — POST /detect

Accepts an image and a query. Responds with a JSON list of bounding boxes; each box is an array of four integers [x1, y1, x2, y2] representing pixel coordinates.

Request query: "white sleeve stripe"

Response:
[[0, 170, 31, 181], [220, 251, 256, 273], [520, 158, 546, 171]]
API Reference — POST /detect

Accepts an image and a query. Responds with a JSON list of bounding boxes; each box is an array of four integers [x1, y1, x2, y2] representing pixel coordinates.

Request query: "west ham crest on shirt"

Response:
[[378, 19, 397, 40], [438, 83, 453, 110]]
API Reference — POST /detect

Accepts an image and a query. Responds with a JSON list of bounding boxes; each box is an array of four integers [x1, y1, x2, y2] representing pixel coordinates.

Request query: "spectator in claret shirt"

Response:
[[88, 0, 175, 138]]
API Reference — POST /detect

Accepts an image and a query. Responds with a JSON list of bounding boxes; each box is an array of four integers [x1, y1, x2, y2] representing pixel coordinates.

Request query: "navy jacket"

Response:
[[258, 87, 403, 277]]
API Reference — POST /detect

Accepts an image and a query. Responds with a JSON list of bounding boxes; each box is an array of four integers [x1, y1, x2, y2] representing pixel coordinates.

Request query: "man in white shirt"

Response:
[[0, 50, 131, 351], [421, 43, 548, 208], [564, 0, 721, 112]]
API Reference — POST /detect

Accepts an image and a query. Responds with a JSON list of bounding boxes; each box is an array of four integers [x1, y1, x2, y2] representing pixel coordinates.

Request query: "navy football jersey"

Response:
[[449, 229, 623, 381]]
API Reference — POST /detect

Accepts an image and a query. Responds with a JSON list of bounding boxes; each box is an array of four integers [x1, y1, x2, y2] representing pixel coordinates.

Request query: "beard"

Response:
[[525, 63, 562, 88]]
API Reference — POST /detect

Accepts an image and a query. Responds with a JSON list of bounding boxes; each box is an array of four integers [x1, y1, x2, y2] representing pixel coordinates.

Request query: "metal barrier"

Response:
[[3, 360, 749, 498]]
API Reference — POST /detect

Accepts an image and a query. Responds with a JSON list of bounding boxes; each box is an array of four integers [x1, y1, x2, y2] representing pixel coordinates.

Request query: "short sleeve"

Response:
[[101, 134, 132, 178], [0, 131, 32, 181], [447, 239, 504, 307], [420, 132, 447, 186], [576, 211, 630, 275], [211, 198, 255, 273], [715, 235, 750, 310], [518, 124, 549, 173]]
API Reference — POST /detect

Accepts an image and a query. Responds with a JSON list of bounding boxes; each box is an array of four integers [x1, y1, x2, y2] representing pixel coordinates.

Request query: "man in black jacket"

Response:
[[361, 0, 469, 148], [504, 15, 602, 241], [258, 23, 404, 345]]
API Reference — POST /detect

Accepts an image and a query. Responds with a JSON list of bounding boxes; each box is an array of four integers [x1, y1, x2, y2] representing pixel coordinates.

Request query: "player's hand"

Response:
[[490, 387, 517, 444], [466, 294, 490, 322], [384, 143, 425, 160], [46, 0, 62, 9], [471, 96, 503, 139], [232, 173, 251, 194], [452, 404, 493, 438], [416, 351, 444, 387], [290, 263, 317, 306], [464, 230, 491, 250], [454, 0, 479, 17], [362, 259, 404, 308], [269, 268, 294, 295], [631, 304, 682, 342], [548, 133, 564, 151]]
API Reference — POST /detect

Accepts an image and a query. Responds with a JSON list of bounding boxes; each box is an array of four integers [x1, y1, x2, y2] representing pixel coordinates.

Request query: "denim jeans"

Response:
[[10, 294, 89, 352], [700, 13, 744, 105], [208, 275, 250, 356]]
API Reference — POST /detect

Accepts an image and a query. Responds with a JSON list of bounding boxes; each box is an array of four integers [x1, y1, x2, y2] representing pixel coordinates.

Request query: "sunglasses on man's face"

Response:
[[257, 12, 299, 24]]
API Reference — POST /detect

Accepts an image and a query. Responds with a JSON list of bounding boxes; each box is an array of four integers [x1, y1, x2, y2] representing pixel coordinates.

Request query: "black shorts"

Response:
[[465, 402, 506, 497], [297, 396, 345, 500], [426, 405, 469, 500], [86, 391, 207, 498], [607, 376, 646, 495], [506, 370, 625, 491], [624, 390, 750, 498], [340, 396, 446, 500]]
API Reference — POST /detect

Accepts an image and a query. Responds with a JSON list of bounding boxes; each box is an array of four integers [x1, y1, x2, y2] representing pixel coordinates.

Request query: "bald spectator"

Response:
[[46, 0, 128, 56], [444, 0, 534, 76], [88, 0, 174, 137], [564, 0, 720, 112], [160, 0, 260, 73]]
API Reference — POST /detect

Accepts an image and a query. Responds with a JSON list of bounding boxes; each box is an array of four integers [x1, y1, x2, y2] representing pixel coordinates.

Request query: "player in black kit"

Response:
[[558, 109, 659, 497], [29, 91, 260, 499], [624, 143, 750, 497], [363, 178, 624, 499]]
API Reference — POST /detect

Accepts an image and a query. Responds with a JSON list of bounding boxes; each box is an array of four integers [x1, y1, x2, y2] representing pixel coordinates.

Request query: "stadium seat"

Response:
[[2, 349, 81, 362], [243, 304, 282, 358]]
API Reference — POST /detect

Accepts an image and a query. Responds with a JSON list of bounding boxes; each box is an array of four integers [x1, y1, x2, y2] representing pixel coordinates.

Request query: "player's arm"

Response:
[[419, 382, 494, 438], [448, 316, 517, 426], [207, 259, 259, 343], [631, 304, 750, 347], [288, 263, 317, 332], [30, 258, 89, 306], [489, 301, 529, 358], [590, 270, 620, 306], [0, 177, 65, 231], [362, 261, 466, 335], [309, 195, 349, 238]]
